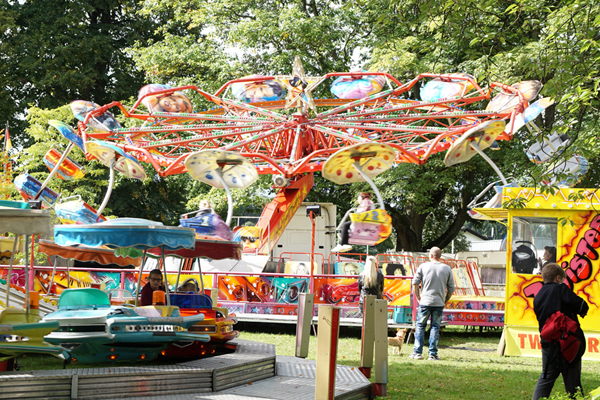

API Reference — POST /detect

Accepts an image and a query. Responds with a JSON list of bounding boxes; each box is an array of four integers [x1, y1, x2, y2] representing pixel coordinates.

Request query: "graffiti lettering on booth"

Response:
[[516, 332, 600, 354], [561, 214, 600, 293], [522, 213, 600, 303]]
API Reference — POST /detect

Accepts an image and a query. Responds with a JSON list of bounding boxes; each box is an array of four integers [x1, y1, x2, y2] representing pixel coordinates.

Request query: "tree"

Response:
[[367, 0, 600, 186], [0, 0, 168, 148]]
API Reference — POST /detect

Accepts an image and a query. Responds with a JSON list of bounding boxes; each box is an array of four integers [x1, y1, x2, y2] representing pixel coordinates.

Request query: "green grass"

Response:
[[239, 325, 599, 400], [11, 325, 600, 400]]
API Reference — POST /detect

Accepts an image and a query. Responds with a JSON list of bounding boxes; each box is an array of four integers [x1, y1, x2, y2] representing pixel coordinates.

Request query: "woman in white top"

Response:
[[331, 192, 375, 253]]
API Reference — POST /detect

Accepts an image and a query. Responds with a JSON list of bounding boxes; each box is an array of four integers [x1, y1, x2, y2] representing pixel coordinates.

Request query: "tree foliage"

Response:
[[0, 0, 167, 146], [3, 0, 600, 252]]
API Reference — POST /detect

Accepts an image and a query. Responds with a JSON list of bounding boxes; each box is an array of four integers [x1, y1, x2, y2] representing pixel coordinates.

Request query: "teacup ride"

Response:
[[0, 201, 65, 363], [322, 143, 395, 248], [44, 218, 209, 363]]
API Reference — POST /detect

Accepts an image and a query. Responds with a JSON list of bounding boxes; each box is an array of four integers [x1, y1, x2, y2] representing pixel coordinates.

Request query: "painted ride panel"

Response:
[[330, 73, 386, 100], [230, 75, 286, 103], [443, 297, 505, 326], [420, 73, 476, 102], [41, 288, 207, 363], [2, 263, 504, 328]]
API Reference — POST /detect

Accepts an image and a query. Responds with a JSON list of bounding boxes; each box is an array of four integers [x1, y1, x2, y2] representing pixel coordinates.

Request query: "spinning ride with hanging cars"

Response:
[[28, 57, 567, 257]]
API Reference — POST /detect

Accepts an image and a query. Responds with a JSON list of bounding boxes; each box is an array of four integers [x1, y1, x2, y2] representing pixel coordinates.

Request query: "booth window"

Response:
[[511, 217, 557, 274]]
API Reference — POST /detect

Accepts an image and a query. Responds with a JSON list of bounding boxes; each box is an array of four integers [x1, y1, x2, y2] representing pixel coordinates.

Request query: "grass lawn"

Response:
[[238, 324, 599, 400], [11, 324, 600, 400]]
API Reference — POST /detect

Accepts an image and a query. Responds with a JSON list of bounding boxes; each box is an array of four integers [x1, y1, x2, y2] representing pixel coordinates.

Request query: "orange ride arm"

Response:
[[251, 173, 314, 255]]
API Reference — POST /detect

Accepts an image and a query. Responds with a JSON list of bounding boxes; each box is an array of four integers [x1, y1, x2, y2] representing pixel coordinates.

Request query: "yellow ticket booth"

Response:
[[0, 236, 16, 264], [475, 187, 600, 360]]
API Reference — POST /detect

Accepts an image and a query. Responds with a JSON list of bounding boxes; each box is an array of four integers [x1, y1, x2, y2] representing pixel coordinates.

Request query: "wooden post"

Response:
[[359, 295, 376, 378], [315, 305, 341, 400], [296, 293, 314, 358], [372, 299, 388, 396]]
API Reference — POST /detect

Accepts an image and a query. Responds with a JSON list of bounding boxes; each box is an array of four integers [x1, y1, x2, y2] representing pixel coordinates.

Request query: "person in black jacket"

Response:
[[532, 263, 589, 400], [357, 256, 384, 316]]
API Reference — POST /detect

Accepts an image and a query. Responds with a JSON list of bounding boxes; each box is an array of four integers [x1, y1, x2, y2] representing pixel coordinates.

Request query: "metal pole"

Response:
[[372, 299, 389, 396], [353, 161, 385, 210], [469, 142, 508, 186], [66, 259, 70, 290], [4, 237, 19, 308], [33, 142, 74, 200], [295, 293, 314, 358], [162, 247, 171, 306], [25, 236, 30, 313], [215, 171, 234, 226], [174, 257, 183, 292], [134, 248, 148, 307], [48, 256, 59, 294], [96, 159, 115, 218], [309, 211, 315, 294], [197, 258, 205, 292]]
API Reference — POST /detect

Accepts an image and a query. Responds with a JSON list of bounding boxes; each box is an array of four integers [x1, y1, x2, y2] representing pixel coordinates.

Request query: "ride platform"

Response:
[[0, 339, 371, 399]]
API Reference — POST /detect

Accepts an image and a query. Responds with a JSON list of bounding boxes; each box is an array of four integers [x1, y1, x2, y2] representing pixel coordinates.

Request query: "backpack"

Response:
[[512, 242, 537, 274], [540, 311, 582, 363]]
